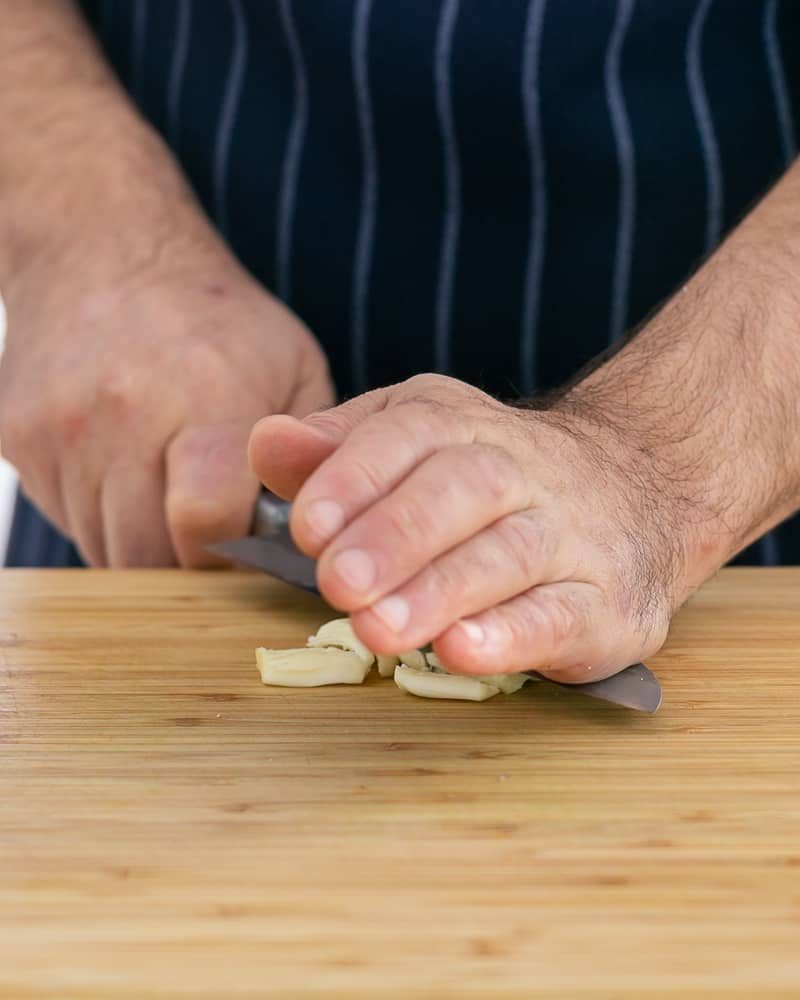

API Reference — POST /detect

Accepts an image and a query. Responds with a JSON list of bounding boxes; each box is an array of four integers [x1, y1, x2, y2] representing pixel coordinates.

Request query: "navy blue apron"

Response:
[[8, 0, 799, 566]]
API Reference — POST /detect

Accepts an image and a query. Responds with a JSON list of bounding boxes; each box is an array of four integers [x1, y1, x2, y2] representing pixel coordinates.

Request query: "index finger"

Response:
[[290, 399, 467, 557], [166, 421, 258, 567]]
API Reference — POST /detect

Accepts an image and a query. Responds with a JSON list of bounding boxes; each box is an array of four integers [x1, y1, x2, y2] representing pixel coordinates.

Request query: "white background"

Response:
[[0, 296, 19, 561]]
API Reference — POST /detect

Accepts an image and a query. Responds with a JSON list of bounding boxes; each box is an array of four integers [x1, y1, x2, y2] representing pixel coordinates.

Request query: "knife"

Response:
[[209, 492, 662, 714]]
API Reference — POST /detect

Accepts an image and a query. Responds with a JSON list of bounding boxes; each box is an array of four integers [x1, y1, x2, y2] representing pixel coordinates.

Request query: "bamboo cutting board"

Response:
[[0, 568, 798, 999]]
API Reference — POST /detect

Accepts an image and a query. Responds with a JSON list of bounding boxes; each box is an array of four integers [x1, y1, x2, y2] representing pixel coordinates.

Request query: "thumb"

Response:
[[248, 387, 390, 500], [166, 420, 259, 568], [248, 415, 338, 501]]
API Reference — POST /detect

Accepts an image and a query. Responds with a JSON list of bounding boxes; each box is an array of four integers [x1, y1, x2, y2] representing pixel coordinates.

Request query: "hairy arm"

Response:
[[0, 0, 217, 291], [557, 158, 800, 604], [249, 159, 800, 680], [0, 0, 333, 566]]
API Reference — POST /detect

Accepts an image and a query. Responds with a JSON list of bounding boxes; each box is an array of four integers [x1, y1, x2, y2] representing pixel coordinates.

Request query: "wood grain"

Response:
[[0, 568, 798, 998]]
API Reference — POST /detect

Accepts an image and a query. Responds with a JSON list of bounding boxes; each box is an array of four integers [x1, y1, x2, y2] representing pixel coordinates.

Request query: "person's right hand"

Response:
[[0, 219, 334, 567]]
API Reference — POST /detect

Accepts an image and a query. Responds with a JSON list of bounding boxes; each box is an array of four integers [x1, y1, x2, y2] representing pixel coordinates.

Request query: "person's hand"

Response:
[[0, 0, 333, 566], [249, 374, 693, 682], [0, 229, 334, 567]]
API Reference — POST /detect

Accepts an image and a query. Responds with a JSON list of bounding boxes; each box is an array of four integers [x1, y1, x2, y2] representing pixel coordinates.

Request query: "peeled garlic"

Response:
[[427, 650, 529, 693], [376, 654, 400, 678], [306, 618, 375, 666], [394, 664, 500, 702], [256, 646, 370, 687], [399, 649, 428, 671], [256, 618, 531, 700], [486, 672, 529, 694]]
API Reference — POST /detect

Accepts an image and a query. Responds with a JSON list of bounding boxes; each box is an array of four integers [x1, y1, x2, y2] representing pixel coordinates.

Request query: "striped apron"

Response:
[[8, 0, 799, 566]]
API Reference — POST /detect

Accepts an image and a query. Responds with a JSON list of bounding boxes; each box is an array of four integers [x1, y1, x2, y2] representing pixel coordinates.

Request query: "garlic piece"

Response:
[[256, 619, 531, 698], [306, 618, 375, 666], [376, 654, 400, 678], [399, 649, 428, 671], [425, 651, 446, 672], [486, 673, 530, 695], [394, 664, 500, 702], [256, 646, 370, 687], [427, 651, 528, 693]]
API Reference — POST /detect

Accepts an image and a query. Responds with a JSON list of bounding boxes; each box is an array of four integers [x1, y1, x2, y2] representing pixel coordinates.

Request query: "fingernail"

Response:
[[371, 595, 410, 633], [305, 499, 345, 541], [458, 619, 486, 646], [333, 549, 376, 593]]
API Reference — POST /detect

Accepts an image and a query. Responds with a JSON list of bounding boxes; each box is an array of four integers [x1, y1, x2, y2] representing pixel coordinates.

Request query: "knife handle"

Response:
[[252, 490, 292, 537]]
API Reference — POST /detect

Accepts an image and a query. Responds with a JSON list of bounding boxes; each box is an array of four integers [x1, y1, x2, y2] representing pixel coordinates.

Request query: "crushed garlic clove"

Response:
[[393, 664, 501, 702], [376, 654, 400, 678], [398, 649, 428, 671], [256, 646, 371, 687], [306, 618, 375, 666]]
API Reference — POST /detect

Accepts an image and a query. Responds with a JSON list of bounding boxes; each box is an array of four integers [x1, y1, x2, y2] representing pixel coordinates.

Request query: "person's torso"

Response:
[[44, 0, 796, 568], [80, 0, 799, 399]]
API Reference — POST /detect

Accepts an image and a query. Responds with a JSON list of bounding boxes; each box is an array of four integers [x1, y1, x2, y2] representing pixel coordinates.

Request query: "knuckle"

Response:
[[401, 372, 477, 401], [545, 590, 585, 648], [302, 388, 385, 439], [381, 491, 436, 549], [183, 340, 228, 381], [346, 455, 389, 502], [511, 587, 578, 651], [167, 492, 230, 536], [53, 396, 90, 446], [391, 396, 452, 439], [494, 510, 553, 581], [97, 368, 141, 413], [302, 410, 345, 439], [401, 373, 442, 394], [423, 553, 471, 604], [499, 598, 540, 651], [469, 444, 523, 506], [170, 426, 217, 467]]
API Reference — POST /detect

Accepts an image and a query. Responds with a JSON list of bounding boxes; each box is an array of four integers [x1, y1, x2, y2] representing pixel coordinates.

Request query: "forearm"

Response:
[[0, 0, 221, 298], [560, 159, 800, 598]]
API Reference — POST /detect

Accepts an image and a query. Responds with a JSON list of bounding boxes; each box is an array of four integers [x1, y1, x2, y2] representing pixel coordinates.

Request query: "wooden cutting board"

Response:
[[0, 567, 798, 999]]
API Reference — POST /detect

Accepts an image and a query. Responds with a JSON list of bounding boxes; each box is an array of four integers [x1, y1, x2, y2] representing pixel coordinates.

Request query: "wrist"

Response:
[[2, 103, 217, 293], [556, 246, 800, 602]]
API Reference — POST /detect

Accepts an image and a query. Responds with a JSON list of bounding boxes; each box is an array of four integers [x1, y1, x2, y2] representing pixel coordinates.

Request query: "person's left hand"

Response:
[[249, 374, 692, 682]]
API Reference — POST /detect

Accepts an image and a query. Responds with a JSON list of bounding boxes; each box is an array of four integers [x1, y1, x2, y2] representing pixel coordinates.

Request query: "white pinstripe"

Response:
[[167, 0, 192, 149], [519, 0, 549, 395], [605, 0, 636, 344], [761, 0, 793, 569], [764, 0, 797, 166], [760, 528, 780, 566], [433, 0, 462, 375], [131, 0, 148, 101], [213, 0, 248, 237], [276, 0, 309, 305], [351, 0, 377, 393], [687, 0, 723, 256]]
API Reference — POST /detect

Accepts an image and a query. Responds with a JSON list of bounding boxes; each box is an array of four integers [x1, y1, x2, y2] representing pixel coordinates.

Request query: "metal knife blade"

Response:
[[527, 662, 662, 714], [207, 533, 318, 592], [209, 494, 662, 713]]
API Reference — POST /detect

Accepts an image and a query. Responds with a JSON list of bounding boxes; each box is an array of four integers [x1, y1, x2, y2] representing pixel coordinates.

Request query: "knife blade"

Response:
[[528, 662, 662, 713], [208, 493, 662, 713], [208, 533, 318, 592]]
